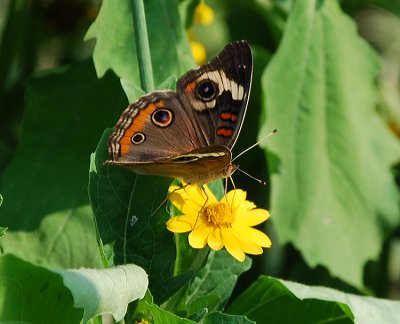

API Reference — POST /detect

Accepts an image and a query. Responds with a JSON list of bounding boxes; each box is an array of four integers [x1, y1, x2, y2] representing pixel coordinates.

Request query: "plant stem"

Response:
[[0, 0, 32, 109], [131, 0, 154, 92]]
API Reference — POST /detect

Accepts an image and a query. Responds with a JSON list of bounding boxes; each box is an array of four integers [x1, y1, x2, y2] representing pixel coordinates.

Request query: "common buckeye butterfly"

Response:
[[106, 40, 252, 185]]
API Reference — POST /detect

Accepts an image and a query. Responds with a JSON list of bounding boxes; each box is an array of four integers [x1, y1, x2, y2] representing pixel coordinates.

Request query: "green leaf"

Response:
[[227, 276, 354, 323], [0, 61, 126, 269], [280, 278, 400, 324], [89, 130, 187, 304], [120, 78, 145, 102], [135, 291, 196, 324], [0, 254, 148, 323], [0, 254, 82, 323], [203, 312, 255, 324], [86, 0, 194, 88], [185, 250, 251, 314], [260, 0, 400, 287], [59, 263, 148, 322], [168, 249, 252, 318]]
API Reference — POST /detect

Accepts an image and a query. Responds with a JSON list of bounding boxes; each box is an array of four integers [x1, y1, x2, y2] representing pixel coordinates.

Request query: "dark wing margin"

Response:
[[176, 40, 253, 149]]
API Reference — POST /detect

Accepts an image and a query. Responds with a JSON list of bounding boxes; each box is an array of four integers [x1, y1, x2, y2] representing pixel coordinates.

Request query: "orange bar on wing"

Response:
[[118, 102, 160, 156], [185, 82, 196, 93], [220, 112, 238, 122], [216, 127, 233, 137], [220, 112, 232, 120], [121, 144, 129, 155], [120, 103, 158, 136]]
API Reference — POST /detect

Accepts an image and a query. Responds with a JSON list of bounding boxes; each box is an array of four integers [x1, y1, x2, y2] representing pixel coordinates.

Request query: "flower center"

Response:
[[203, 202, 234, 227]]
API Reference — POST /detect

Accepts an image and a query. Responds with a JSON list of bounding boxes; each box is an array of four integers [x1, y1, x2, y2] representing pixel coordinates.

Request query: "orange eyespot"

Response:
[[151, 109, 174, 127]]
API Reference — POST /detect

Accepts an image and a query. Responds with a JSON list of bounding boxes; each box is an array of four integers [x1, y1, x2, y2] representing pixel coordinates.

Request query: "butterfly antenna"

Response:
[[232, 128, 277, 162], [236, 167, 267, 185]]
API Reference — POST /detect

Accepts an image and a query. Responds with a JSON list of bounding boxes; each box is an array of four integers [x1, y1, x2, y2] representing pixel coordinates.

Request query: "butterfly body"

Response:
[[106, 41, 252, 184]]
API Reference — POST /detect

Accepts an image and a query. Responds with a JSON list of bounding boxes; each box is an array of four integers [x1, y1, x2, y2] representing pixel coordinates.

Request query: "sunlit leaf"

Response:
[[59, 264, 148, 322], [261, 0, 400, 287]]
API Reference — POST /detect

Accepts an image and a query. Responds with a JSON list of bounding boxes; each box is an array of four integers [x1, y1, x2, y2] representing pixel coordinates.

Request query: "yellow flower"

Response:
[[167, 184, 272, 262], [194, 0, 215, 26], [190, 40, 206, 65]]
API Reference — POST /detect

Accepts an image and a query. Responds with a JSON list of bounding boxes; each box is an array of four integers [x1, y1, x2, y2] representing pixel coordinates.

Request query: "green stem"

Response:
[[131, 0, 155, 92], [0, 0, 32, 108]]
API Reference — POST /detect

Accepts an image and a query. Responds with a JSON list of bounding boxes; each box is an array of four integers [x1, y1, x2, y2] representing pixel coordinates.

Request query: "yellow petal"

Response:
[[233, 225, 272, 248], [224, 189, 247, 209], [169, 185, 219, 216], [194, 185, 219, 204], [166, 215, 195, 233], [230, 229, 264, 255], [235, 200, 257, 214], [207, 227, 223, 250], [188, 224, 211, 248], [168, 184, 181, 193], [185, 185, 217, 204], [221, 227, 245, 262], [235, 209, 270, 227], [169, 186, 204, 216], [169, 196, 202, 217]]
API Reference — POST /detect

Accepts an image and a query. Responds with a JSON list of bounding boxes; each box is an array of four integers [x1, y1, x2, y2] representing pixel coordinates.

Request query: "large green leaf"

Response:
[[227, 276, 354, 323], [0, 254, 148, 323], [260, 0, 400, 287], [280, 278, 400, 324], [0, 254, 82, 323], [229, 275, 400, 323], [86, 0, 194, 88], [0, 61, 126, 268], [89, 130, 191, 304], [59, 263, 148, 322]]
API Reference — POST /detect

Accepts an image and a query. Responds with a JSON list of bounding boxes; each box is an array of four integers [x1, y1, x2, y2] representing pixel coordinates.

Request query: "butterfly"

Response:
[[106, 40, 252, 185]]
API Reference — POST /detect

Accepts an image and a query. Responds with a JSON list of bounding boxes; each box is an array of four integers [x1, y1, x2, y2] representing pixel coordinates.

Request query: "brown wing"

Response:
[[108, 145, 233, 185]]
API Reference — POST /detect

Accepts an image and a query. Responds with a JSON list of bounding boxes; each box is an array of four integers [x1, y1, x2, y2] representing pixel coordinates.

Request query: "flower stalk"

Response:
[[131, 0, 154, 92]]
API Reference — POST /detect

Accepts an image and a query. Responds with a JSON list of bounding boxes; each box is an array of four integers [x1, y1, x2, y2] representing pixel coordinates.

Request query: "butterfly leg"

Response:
[[224, 177, 229, 196], [150, 182, 190, 218], [191, 184, 209, 230], [227, 175, 237, 212]]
